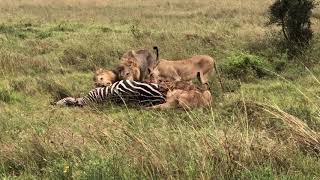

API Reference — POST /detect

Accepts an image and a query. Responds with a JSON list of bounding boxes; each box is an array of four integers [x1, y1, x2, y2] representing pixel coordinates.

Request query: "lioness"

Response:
[[147, 55, 219, 86], [117, 47, 158, 81], [93, 68, 118, 87], [93, 59, 143, 87], [149, 80, 212, 109], [93, 47, 158, 86]]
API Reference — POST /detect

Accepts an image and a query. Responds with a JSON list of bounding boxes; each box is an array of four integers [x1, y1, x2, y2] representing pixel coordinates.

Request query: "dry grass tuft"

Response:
[[246, 101, 320, 156]]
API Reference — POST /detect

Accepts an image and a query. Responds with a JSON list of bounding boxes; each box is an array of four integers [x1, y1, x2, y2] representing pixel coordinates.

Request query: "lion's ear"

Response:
[[125, 50, 135, 58], [112, 69, 120, 80], [131, 50, 137, 57], [95, 68, 103, 74]]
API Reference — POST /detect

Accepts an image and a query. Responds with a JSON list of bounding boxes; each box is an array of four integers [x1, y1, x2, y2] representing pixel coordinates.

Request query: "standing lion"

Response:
[[93, 47, 158, 86], [146, 53, 224, 91], [116, 47, 158, 81]]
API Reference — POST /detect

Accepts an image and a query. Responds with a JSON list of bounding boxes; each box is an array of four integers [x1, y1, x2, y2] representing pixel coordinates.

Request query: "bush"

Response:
[[221, 53, 271, 82], [268, 0, 317, 58]]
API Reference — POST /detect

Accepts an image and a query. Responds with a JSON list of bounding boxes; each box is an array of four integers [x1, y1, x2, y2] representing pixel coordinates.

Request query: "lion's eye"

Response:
[[126, 72, 130, 76], [100, 77, 103, 80]]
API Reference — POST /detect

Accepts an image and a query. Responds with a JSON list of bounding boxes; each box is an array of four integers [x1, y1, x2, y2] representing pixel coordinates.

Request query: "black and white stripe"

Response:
[[55, 80, 166, 107]]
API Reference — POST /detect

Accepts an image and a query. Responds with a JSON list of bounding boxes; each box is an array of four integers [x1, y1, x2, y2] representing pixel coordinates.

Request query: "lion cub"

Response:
[[147, 55, 217, 85]]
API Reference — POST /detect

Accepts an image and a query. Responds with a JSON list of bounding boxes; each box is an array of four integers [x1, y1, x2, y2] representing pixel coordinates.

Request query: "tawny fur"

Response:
[[93, 48, 157, 86], [116, 59, 141, 81], [150, 89, 212, 110], [93, 68, 118, 87], [117, 48, 157, 81], [149, 81, 212, 109], [147, 55, 216, 84]]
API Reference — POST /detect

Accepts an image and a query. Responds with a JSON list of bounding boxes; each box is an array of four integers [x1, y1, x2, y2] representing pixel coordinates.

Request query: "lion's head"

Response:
[[144, 66, 161, 83], [93, 68, 117, 87], [116, 59, 140, 81]]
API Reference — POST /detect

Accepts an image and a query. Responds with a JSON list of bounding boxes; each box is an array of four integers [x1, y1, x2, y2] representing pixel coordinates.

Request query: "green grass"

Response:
[[0, 0, 320, 179]]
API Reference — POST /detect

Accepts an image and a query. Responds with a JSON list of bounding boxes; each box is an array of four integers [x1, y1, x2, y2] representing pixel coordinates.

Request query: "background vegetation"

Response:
[[0, 0, 320, 179]]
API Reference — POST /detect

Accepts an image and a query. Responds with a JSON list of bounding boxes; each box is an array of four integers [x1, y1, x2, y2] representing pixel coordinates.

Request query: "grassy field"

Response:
[[1, 0, 320, 179]]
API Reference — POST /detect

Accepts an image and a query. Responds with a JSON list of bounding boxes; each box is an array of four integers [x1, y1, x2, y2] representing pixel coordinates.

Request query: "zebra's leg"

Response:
[[55, 97, 85, 107], [55, 97, 78, 106]]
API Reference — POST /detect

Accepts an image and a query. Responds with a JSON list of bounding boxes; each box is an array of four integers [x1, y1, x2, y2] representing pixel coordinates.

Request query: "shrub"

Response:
[[221, 53, 271, 82], [268, 0, 317, 58]]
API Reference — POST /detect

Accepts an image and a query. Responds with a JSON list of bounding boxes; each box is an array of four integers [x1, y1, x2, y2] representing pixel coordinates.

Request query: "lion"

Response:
[[117, 47, 158, 81], [93, 68, 118, 87], [93, 47, 158, 86], [116, 59, 141, 81], [147, 55, 223, 90], [65, 71, 213, 109], [148, 80, 212, 109]]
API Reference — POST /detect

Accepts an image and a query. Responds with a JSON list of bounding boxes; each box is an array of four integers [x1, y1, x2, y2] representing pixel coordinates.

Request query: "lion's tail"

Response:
[[214, 62, 224, 93], [153, 46, 159, 61]]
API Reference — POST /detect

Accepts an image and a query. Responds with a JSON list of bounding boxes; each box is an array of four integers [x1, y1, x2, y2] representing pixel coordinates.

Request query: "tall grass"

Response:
[[0, 0, 320, 179]]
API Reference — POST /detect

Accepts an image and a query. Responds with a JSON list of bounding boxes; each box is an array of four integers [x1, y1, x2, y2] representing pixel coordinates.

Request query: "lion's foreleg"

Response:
[[198, 71, 210, 85]]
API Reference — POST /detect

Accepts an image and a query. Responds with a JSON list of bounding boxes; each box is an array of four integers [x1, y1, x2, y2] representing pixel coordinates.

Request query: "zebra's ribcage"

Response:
[[82, 80, 166, 106]]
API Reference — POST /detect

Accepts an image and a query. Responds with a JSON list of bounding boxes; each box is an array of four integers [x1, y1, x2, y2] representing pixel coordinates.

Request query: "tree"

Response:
[[268, 0, 317, 57]]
